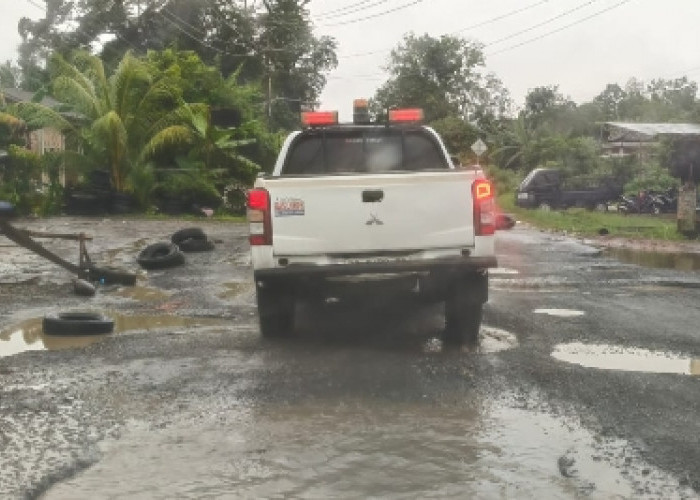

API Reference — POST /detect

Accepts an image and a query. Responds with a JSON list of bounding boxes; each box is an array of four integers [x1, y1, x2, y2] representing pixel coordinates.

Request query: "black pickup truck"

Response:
[[515, 168, 622, 211]]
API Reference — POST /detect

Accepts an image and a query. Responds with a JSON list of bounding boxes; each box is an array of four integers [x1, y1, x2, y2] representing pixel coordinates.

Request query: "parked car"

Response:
[[515, 168, 623, 211]]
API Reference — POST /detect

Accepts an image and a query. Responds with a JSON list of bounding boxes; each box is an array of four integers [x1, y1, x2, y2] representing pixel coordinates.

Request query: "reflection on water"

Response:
[[605, 248, 700, 271], [534, 308, 585, 318], [44, 398, 685, 499], [0, 314, 226, 357], [552, 342, 700, 376]]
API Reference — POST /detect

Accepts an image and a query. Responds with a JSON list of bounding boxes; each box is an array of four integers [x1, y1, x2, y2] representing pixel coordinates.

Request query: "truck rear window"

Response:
[[281, 129, 449, 175]]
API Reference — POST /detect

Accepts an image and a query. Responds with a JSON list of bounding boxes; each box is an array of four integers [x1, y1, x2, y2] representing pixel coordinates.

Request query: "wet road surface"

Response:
[[1, 218, 699, 498]]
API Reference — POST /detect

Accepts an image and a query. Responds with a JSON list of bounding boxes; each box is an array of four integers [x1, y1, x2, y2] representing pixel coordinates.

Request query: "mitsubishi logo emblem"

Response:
[[366, 213, 384, 226]]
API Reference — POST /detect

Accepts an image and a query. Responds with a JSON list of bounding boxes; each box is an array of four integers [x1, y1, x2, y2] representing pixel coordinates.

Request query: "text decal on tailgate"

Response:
[[274, 197, 305, 217]]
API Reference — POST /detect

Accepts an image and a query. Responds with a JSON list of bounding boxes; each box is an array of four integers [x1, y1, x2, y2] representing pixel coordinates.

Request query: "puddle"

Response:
[[112, 286, 172, 302], [45, 397, 693, 499], [552, 342, 700, 376], [605, 248, 700, 271], [534, 308, 585, 318], [0, 313, 226, 357], [421, 326, 518, 354], [489, 267, 520, 275], [218, 281, 253, 299]]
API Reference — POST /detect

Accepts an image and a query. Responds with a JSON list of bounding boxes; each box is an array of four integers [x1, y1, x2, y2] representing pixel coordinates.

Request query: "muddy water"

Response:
[[43, 395, 684, 499], [0, 313, 226, 357], [605, 248, 700, 271]]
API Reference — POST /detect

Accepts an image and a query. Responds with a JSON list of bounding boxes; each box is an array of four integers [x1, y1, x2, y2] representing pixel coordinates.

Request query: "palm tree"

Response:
[[44, 51, 185, 192], [143, 103, 260, 181]]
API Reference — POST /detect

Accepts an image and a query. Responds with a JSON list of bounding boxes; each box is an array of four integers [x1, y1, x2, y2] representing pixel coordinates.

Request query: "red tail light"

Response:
[[247, 188, 272, 245], [301, 111, 338, 127], [388, 108, 424, 123], [473, 179, 495, 236]]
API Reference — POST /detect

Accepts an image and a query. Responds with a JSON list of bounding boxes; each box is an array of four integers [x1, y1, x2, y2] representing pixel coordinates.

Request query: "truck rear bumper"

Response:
[[253, 256, 497, 279]]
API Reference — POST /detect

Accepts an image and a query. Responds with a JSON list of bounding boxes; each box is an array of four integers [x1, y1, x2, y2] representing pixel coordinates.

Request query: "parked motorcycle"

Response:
[[617, 191, 666, 215]]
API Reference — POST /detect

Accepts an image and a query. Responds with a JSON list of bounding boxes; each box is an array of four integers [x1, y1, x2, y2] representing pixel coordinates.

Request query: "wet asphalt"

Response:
[[1, 218, 700, 499]]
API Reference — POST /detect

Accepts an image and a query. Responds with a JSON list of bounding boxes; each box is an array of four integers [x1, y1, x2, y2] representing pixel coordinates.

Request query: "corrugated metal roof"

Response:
[[605, 122, 700, 137], [1, 88, 61, 108]]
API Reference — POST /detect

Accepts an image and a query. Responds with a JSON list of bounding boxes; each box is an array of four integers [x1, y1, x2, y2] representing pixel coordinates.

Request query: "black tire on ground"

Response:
[[72, 278, 96, 297], [171, 227, 207, 245], [84, 265, 138, 286], [256, 280, 296, 338], [444, 283, 483, 346], [137, 242, 185, 270], [43, 312, 114, 335], [177, 237, 215, 252]]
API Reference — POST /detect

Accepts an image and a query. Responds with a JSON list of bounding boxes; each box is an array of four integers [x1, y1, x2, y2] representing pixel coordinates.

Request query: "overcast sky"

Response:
[[2, 0, 700, 120]]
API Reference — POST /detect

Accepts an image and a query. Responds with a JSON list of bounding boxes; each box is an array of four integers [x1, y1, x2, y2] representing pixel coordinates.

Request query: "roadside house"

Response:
[[1, 88, 68, 186], [602, 122, 700, 159]]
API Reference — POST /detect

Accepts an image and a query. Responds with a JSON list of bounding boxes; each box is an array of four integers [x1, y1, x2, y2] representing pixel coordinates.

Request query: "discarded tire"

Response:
[[137, 242, 185, 270], [72, 278, 96, 297], [84, 265, 138, 286], [171, 227, 206, 246], [43, 312, 114, 336], [178, 237, 215, 252]]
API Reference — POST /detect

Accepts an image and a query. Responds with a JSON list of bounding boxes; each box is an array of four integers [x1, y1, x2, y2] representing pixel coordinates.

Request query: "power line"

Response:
[[487, 0, 634, 56], [484, 0, 599, 47], [449, 0, 550, 35], [314, 0, 386, 20], [337, 0, 550, 58], [317, 0, 425, 28], [159, 8, 230, 55]]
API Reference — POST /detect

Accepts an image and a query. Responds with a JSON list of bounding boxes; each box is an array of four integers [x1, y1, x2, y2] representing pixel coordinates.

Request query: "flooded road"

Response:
[[1, 219, 700, 498], [44, 396, 665, 499]]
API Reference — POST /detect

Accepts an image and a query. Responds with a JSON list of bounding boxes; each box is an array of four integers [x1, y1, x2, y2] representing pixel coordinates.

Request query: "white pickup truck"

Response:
[[246, 105, 497, 344]]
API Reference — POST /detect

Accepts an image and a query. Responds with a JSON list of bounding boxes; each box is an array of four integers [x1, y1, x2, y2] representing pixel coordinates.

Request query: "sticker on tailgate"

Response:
[[274, 197, 305, 217]]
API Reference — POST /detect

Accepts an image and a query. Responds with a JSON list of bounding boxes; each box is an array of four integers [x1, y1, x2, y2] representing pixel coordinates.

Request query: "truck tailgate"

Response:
[[263, 171, 477, 255]]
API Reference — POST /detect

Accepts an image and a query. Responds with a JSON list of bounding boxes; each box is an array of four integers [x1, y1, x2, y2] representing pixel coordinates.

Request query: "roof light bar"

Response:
[[353, 98, 370, 124], [301, 111, 339, 127], [388, 108, 424, 124]]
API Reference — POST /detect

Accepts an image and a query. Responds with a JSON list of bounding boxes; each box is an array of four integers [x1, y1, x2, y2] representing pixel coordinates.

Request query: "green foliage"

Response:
[[370, 33, 510, 126], [499, 193, 684, 241], [622, 159, 677, 194], [126, 162, 156, 210], [16, 1, 338, 134], [155, 171, 222, 210], [0, 145, 42, 213], [484, 164, 522, 196], [38, 151, 65, 215], [429, 116, 479, 160]]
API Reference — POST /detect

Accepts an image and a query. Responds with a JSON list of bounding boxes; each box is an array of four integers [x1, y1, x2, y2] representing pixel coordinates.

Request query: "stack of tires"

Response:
[[170, 227, 215, 253], [136, 227, 214, 270]]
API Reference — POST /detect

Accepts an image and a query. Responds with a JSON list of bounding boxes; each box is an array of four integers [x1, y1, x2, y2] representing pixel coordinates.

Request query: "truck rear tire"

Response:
[[256, 280, 295, 338], [444, 281, 483, 346]]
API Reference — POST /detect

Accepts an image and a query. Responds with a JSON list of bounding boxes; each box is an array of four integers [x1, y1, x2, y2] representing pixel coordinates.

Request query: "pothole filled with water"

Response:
[[552, 342, 700, 376], [421, 326, 518, 354], [534, 308, 585, 318], [489, 268, 520, 275], [605, 248, 700, 271], [0, 313, 227, 357]]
